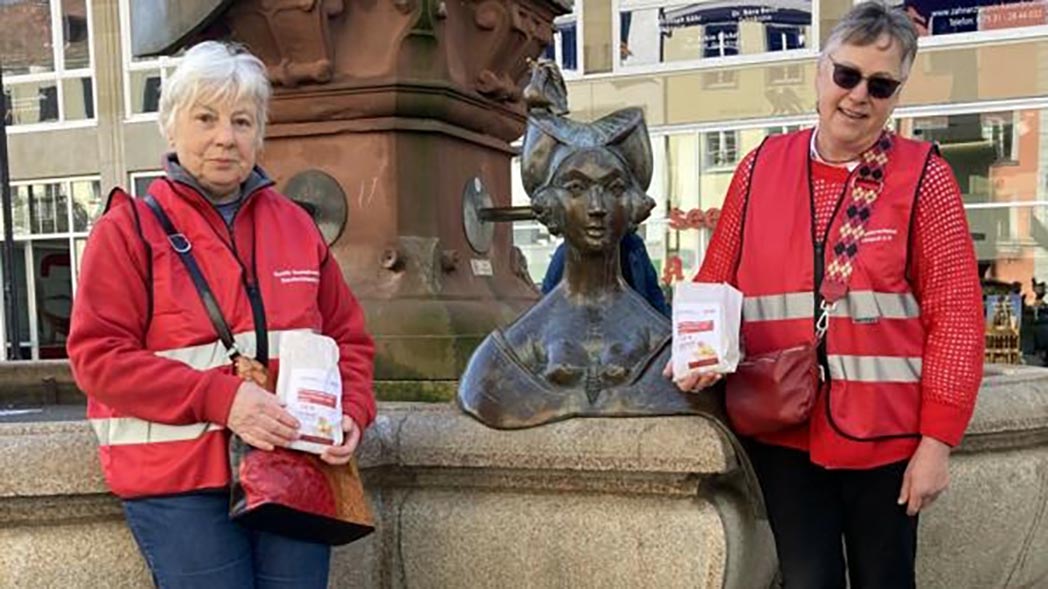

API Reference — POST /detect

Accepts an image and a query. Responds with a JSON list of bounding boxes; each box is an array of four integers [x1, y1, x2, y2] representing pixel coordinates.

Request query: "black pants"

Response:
[[745, 440, 919, 589]]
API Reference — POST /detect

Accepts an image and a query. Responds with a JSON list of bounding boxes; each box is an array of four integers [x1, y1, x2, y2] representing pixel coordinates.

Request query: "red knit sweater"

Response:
[[698, 147, 984, 468]]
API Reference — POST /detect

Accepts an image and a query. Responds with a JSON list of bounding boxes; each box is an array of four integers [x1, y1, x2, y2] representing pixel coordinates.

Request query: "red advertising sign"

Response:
[[668, 207, 722, 231], [662, 255, 685, 285], [980, 2, 1046, 30]]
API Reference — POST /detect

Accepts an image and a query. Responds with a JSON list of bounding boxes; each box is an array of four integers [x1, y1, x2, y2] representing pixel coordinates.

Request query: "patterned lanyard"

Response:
[[815, 132, 893, 339]]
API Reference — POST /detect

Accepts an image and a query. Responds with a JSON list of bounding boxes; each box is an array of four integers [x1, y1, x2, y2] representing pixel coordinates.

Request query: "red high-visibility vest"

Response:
[[736, 129, 934, 466]]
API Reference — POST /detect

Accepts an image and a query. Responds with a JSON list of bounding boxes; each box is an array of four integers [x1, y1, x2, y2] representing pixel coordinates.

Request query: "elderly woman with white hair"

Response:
[[673, 2, 984, 587], [67, 41, 375, 588]]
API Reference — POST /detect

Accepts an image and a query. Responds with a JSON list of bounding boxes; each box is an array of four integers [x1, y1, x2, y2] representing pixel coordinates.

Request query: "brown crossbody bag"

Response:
[[725, 134, 893, 437]]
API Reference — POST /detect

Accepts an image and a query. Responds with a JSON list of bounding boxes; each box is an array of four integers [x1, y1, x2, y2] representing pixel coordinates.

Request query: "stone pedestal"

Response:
[[5, 367, 1048, 588], [0, 405, 776, 589], [214, 0, 569, 393]]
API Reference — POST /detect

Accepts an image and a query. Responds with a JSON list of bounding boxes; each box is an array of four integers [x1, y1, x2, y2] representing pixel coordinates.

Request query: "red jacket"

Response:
[[68, 172, 376, 498]]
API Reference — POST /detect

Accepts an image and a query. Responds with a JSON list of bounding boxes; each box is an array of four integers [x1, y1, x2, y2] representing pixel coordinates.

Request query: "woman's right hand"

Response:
[[226, 380, 300, 451], [662, 359, 722, 393]]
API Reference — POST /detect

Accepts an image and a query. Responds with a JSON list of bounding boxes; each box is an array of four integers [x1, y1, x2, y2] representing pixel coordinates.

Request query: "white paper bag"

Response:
[[672, 282, 743, 378], [275, 331, 343, 455]]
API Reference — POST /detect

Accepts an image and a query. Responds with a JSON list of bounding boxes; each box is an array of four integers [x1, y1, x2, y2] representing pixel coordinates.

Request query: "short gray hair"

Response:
[[158, 41, 271, 145], [822, 1, 919, 77]]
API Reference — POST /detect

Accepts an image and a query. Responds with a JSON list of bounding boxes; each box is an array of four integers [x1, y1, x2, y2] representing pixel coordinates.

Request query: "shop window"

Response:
[[618, 0, 813, 69], [900, 107, 1048, 366], [1, 177, 101, 359]]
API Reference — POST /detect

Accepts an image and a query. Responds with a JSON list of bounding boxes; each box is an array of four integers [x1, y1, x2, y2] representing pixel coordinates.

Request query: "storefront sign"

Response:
[[667, 207, 721, 231], [662, 255, 685, 285]]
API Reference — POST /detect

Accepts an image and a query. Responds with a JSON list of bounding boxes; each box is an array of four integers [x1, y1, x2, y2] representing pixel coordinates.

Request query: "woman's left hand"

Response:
[[662, 359, 722, 393], [898, 436, 951, 516], [320, 415, 362, 466]]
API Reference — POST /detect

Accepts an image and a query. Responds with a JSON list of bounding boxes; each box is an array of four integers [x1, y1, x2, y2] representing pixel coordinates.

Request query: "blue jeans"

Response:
[[122, 490, 331, 589]]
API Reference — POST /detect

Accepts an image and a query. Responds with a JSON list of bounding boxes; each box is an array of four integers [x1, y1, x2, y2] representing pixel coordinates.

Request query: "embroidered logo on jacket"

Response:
[[274, 269, 320, 284], [860, 228, 897, 245]]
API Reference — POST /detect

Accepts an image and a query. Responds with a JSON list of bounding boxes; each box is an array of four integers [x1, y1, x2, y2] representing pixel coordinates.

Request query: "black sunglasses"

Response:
[[829, 59, 903, 100]]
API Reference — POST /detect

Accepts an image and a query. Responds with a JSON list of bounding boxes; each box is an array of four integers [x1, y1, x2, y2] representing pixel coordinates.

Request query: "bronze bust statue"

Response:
[[457, 61, 720, 429]]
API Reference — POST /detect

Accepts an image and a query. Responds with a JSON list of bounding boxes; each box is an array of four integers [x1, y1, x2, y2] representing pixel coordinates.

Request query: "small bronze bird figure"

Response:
[[522, 57, 569, 116]]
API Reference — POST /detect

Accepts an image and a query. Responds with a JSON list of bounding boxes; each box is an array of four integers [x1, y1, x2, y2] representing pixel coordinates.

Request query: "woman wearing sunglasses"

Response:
[[672, 2, 984, 587]]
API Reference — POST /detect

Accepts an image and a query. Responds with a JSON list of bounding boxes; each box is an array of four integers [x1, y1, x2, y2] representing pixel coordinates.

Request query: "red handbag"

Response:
[[230, 358, 375, 546], [229, 436, 374, 546], [725, 343, 821, 437], [723, 133, 893, 436]]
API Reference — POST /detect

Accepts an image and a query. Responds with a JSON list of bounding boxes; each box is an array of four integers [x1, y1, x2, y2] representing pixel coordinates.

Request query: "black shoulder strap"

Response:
[[142, 193, 241, 361], [732, 136, 769, 284]]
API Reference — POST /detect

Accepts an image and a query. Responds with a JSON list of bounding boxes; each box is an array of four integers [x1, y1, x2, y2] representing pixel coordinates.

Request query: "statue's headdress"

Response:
[[520, 107, 653, 197]]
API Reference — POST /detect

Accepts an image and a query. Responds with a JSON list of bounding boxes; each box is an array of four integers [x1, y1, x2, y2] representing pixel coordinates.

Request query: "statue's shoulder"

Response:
[[458, 327, 570, 429]]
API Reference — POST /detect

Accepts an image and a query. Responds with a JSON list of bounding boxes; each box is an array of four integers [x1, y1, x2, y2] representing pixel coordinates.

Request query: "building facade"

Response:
[[1, 0, 1048, 359], [513, 0, 1048, 362], [2, 0, 175, 359]]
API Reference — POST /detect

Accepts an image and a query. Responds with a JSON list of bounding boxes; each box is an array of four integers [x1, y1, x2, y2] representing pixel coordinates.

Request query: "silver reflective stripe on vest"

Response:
[[744, 291, 920, 322], [154, 328, 313, 370], [91, 417, 223, 446], [831, 291, 920, 320], [827, 355, 922, 383], [743, 292, 814, 321], [90, 328, 315, 446]]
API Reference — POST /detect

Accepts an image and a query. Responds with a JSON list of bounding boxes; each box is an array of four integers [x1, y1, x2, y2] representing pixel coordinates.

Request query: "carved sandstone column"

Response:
[[216, 0, 568, 395]]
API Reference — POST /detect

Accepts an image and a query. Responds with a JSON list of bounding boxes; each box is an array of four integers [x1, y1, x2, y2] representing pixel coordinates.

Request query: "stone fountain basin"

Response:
[[1, 363, 1047, 588]]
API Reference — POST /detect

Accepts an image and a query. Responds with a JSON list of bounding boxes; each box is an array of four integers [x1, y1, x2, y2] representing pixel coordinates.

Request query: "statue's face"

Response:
[[551, 149, 631, 253]]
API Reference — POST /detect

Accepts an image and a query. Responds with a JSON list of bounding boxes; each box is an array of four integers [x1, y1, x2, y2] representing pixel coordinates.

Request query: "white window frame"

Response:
[[129, 170, 165, 196], [981, 111, 1020, 163], [701, 69, 739, 90], [854, 0, 1048, 49], [704, 25, 739, 59], [3, 175, 101, 359], [703, 129, 739, 169], [765, 123, 803, 136], [767, 62, 805, 85], [118, 0, 182, 122], [611, 0, 821, 76], [3, 0, 98, 133], [551, 4, 585, 80], [766, 23, 808, 52]]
